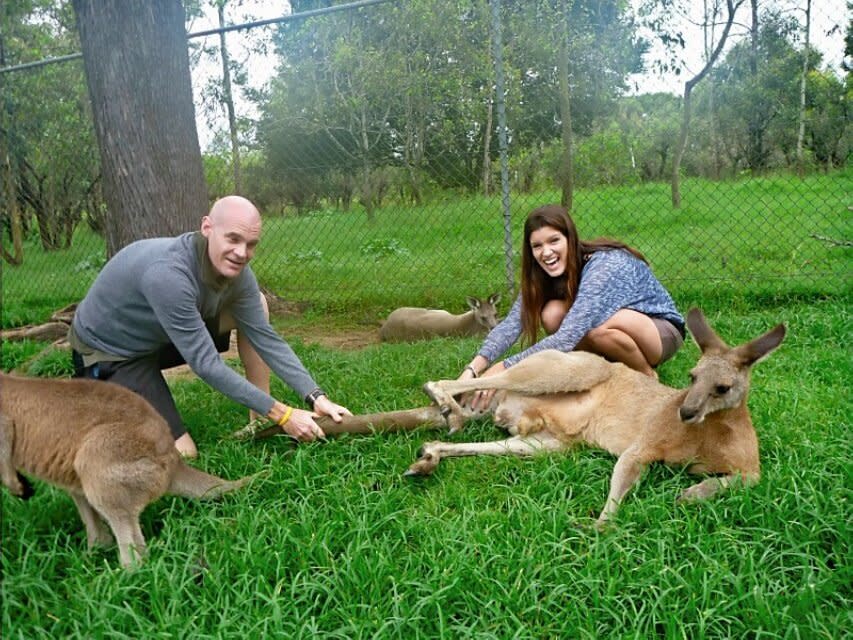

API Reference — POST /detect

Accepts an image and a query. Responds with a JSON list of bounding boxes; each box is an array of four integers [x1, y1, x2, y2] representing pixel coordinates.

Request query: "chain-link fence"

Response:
[[2, 0, 850, 327]]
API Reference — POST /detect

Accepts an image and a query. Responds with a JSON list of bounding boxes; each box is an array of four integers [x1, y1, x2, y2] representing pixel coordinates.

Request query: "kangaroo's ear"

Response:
[[467, 296, 481, 310], [488, 292, 501, 305], [733, 324, 786, 367], [686, 308, 728, 353]]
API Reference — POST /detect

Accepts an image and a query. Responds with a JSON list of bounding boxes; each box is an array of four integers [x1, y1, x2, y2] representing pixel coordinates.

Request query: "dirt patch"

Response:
[[286, 325, 379, 350], [164, 326, 379, 380]]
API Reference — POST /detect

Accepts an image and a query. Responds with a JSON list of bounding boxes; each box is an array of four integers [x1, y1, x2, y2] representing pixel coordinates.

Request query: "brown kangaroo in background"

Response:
[[407, 308, 786, 527], [379, 293, 501, 342], [0, 373, 252, 568]]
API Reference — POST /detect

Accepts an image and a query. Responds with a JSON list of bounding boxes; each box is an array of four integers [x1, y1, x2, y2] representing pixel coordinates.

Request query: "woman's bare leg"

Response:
[[576, 309, 662, 377], [541, 299, 569, 334]]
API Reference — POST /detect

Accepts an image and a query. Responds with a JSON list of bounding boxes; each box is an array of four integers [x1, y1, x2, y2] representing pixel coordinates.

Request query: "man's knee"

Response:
[[174, 433, 198, 459], [219, 292, 269, 333]]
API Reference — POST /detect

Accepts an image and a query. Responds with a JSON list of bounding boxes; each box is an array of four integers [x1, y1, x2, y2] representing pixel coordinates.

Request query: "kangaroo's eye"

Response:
[[688, 373, 696, 384], [714, 385, 731, 395]]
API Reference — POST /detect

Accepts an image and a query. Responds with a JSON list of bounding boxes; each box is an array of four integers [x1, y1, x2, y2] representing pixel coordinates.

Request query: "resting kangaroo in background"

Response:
[[0, 373, 252, 568], [406, 308, 785, 527], [379, 293, 501, 342]]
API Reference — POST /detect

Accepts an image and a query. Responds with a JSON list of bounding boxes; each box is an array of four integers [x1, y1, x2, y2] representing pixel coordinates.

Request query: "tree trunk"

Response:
[[795, 0, 811, 177], [0, 29, 23, 266], [218, 1, 242, 194], [556, 3, 574, 212], [672, 0, 740, 208], [1, 147, 24, 266], [358, 106, 375, 223], [704, 0, 722, 180], [744, 0, 767, 171], [72, 0, 208, 257], [482, 94, 493, 197]]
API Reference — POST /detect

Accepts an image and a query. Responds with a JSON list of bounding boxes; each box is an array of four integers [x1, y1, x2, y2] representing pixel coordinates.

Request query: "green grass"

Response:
[[1, 174, 850, 636], [2, 171, 850, 327], [1, 293, 850, 638]]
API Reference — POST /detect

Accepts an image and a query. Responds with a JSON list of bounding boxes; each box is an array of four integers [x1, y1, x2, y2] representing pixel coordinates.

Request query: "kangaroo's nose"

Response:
[[679, 406, 698, 422]]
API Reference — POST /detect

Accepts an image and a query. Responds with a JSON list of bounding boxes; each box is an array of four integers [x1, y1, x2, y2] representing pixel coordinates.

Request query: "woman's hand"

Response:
[[465, 361, 506, 412]]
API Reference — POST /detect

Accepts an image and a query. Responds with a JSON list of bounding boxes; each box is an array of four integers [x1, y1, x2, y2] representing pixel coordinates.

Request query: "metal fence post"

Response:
[[491, 0, 515, 298]]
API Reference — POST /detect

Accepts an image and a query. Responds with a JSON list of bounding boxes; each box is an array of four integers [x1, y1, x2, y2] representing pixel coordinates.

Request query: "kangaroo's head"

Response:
[[467, 293, 501, 330], [679, 308, 786, 424]]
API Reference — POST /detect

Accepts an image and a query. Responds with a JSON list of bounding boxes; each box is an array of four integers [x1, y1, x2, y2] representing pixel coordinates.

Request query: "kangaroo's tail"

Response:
[[168, 462, 255, 499]]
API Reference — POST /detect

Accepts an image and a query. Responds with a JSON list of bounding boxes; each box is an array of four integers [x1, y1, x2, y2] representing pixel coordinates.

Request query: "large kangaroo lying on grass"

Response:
[[0, 373, 252, 568], [379, 293, 501, 342], [409, 308, 786, 527], [239, 309, 785, 528]]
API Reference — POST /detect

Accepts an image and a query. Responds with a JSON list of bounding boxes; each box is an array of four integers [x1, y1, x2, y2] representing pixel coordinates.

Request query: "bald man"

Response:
[[69, 196, 350, 457]]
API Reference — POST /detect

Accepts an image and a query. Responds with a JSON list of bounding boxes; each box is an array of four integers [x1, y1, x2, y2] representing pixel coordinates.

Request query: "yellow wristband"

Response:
[[277, 405, 294, 427]]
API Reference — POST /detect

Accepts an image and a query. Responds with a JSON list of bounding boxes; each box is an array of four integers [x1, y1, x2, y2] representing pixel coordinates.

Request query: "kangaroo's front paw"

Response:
[[446, 413, 465, 434], [423, 382, 464, 433], [422, 381, 444, 405], [10, 472, 35, 500]]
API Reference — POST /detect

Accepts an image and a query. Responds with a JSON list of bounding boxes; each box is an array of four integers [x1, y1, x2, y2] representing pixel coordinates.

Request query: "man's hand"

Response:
[[280, 407, 325, 441], [313, 395, 352, 423]]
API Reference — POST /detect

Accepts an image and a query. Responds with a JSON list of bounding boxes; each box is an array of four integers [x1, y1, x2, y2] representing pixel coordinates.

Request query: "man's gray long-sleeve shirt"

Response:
[[478, 249, 684, 367], [71, 232, 317, 416]]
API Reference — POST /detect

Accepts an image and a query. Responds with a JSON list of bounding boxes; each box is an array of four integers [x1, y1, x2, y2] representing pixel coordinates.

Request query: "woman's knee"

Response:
[[541, 299, 568, 334], [582, 325, 630, 354], [583, 311, 663, 367]]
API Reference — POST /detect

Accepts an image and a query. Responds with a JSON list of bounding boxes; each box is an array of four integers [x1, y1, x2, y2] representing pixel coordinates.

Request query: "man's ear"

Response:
[[200, 215, 213, 236]]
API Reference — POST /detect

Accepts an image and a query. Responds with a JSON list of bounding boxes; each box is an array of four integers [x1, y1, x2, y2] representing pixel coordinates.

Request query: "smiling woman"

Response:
[[459, 204, 685, 405]]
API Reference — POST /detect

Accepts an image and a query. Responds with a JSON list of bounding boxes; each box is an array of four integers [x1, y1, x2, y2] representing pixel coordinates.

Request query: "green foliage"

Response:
[[0, 339, 46, 372], [73, 252, 107, 273], [1, 225, 103, 327], [3, 172, 850, 327], [244, 0, 847, 214], [1, 1, 103, 255], [19, 345, 74, 377], [359, 239, 411, 258], [704, 8, 828, 173], [1, 295, 849, 637], [571, 124, 640, 188]]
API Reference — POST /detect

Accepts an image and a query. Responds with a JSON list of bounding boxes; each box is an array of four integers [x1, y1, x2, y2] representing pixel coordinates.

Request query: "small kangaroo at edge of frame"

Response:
[[405, 308, 785, 527], [0, 374, 253, 568]]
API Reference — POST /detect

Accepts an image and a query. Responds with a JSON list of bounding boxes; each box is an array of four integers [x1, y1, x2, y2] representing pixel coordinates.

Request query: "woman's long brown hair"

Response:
[[519, 204, 648, 346]]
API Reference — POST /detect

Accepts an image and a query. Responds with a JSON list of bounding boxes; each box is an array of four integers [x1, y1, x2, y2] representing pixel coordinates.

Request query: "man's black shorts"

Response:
[[72, 317, 230, 439]]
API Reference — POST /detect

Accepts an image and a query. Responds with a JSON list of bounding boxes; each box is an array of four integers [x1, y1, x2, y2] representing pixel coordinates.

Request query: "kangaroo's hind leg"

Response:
[[70, 492, 114, 549], [78, 471, 150, 567], [405, 432, 568, 476], [424, 350, 613, 431], [75, 433, 172, 568]]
